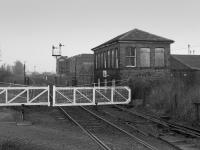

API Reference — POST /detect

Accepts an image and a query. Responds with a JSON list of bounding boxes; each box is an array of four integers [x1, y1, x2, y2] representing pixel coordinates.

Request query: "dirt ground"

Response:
[[0, 106, 102, 150]]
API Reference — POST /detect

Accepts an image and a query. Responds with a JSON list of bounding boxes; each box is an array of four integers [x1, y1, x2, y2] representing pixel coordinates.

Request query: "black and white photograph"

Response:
[[0, 0, 200, 149]]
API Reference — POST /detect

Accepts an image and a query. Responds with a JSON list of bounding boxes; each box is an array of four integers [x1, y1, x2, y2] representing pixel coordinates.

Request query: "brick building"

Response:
[[57, 56, 68, 74], [170, 54, 200, 85], [57, 54, 94, 86], [92, 29, 174, 85]]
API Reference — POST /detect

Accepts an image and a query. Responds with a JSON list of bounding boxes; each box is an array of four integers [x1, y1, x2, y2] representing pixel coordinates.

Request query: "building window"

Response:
[[115, 48, 119, 68], [155, 48, 164, 67], [125, 47, 136, 67], [140, 48, 150, 67], [104, 52, 107, 68], [101, 53, 104, 68], [98, 53, 100, 69], [111, 49, 115, 68], [95, 54, 98, 69], [108, 50, 110, 68]]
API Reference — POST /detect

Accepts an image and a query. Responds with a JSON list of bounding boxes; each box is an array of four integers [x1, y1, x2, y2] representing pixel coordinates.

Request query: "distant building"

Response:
[[57, 54, 94, 86], [92, 28, 174, 85], [170, 54, 200, 84], [57, 56, 68, 75]]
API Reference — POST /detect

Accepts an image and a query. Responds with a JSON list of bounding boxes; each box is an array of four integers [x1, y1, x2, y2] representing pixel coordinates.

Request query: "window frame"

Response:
[[140, 47, 150, 67], [97, 53, 100, 69], [111, 49, 115, 68], [95, 53, 98, 69], [155, 47, 165, 67], [107, 50, 110, 68], [104, 51, 107, 68], [125, 47, 136, 67], [115, 48, 119, 68], [101, 52, 104, 69]]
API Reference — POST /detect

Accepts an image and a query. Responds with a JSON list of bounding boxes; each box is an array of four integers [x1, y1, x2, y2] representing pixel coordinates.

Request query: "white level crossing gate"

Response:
[[0, 86, 50, 106], [0, 86, 131, 106], [53, 86, 131, 106]]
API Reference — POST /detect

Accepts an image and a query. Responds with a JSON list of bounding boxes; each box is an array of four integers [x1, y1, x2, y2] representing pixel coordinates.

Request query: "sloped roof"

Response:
[[92, 28, 174, 50], [57, 56, 68, 62], [172, 55, 200, 70]]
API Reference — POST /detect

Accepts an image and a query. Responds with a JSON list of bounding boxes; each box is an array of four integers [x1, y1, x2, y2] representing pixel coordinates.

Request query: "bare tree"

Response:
[[12, 60, 24, 75]]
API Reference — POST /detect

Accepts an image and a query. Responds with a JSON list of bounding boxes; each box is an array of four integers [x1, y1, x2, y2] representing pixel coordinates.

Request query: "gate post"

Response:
[[5, 88, 8, 104], [52, 85, 56, 106], [93, 87, 96, 105], [27, 88, 29, 104], [21, 104, 25, 121], [111, 87, 114, 103], [48, 85, 50, 106], [73, 88, 76, 104]]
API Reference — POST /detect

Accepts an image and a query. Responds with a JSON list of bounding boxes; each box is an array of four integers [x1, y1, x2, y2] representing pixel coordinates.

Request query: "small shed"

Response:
[[170, 55, 200, 84]]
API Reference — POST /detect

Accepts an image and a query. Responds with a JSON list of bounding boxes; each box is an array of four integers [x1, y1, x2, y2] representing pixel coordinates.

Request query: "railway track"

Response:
[[101, 105, 200, 150], [58, 106, 158, 150], [114, 105, 200, 137]]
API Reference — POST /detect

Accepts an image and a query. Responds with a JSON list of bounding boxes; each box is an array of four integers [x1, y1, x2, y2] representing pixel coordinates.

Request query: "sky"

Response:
[[0, 0, 200, 72]]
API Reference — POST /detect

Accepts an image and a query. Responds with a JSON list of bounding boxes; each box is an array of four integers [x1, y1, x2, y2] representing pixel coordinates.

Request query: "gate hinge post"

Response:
[[73, 88, 76, 105], [111, 87, 114, 103], [93, 87, 96, 105]]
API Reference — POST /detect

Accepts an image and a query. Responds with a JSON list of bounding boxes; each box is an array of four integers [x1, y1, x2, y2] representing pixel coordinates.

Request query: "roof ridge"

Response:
[[118, 28, 136, 40], [92, 28, 174, 50]]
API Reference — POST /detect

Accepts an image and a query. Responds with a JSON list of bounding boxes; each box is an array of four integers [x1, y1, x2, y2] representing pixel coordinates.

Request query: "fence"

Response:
[[0, 86, 49, 106], [0, 86, 131, 106], [53, 86, 131, 106]]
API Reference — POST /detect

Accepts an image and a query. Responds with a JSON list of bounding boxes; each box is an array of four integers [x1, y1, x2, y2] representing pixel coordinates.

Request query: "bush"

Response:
[[146, 78, 200, 121], [0, 140, 20, 150]]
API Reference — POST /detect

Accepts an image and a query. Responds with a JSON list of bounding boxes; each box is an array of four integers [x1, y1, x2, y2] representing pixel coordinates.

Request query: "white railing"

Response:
[[53, 86, 131, 106], [0, 86, 50, 106]]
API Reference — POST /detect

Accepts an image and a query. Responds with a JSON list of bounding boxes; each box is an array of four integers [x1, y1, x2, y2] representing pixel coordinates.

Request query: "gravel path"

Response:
[[0, 107, 103, 150]]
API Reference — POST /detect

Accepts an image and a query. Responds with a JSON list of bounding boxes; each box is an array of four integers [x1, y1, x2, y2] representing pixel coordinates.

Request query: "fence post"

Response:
[[47, 85, 50, 106], [5, 89, 8, 104], [27, 88, 29, 104], [52, 85, 55, 106], [93, 87, 96, 105], [73, 88, 76, 105], [111, 87, 114, 103]]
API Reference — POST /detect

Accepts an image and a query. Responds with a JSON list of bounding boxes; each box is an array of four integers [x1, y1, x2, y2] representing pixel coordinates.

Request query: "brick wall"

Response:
[[94, 43, 120, 84], [94, 41, 171, 84], [119, 68, 170, 81], [119, 41, 171, 68]]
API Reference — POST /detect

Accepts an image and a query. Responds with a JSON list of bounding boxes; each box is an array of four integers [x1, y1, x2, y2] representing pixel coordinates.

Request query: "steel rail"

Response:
[[101, 106, 183, 150], [58, 107, 111, 150], [114, 105, 200, 138], [81, 106, 158, 150]]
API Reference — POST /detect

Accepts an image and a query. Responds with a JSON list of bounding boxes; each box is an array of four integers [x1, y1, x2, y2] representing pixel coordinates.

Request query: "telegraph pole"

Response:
[[188, 44, 191, 54], [74, 57, 77, 86], [52, 43, 64, 85], [24, 62, 26, 85]]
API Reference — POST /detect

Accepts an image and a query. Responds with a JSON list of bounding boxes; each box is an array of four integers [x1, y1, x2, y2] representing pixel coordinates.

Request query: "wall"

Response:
[[93, 40, 171, 87], [57, 54, 94, 86], [94, 43, 120, 84], [119, 41, 171, 69]]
